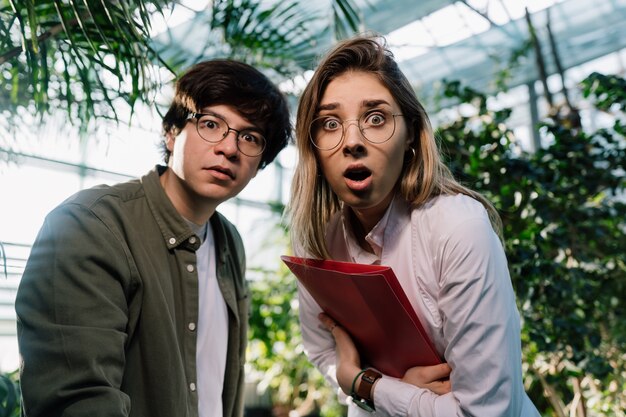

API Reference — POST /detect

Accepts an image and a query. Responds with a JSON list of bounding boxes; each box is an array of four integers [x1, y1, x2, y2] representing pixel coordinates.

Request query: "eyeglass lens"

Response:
[[309, 109, 398, 150], [195, 114, 265, 157]]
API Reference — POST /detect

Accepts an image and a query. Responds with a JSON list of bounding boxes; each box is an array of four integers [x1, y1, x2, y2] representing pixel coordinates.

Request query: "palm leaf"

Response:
[[1, 0, 372, 139], [332, 0, 362, 40], [1, 0, 173, 135]]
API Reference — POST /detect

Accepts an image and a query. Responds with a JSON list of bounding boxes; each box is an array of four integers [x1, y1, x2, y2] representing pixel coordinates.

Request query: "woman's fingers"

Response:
[[427, 379, 452, 395], [318, 312, 337, 333], [429, 363, 452, 380], [402, 363, 452, 395], [404, 363, 450, 382]]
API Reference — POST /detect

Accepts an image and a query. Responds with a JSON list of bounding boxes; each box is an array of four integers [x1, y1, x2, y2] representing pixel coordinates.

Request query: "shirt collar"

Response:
[[142, 165, 234, 265], [340, 193, 411, 263], [141, 165, 201, 251]]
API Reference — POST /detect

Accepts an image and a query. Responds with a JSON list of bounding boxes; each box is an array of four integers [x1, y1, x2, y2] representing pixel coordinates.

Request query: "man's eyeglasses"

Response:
[[187, 112, 266, 157], [309, 109, 403, 150]]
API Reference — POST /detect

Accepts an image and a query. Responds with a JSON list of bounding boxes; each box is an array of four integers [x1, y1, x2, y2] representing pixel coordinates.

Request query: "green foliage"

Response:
[[0, 371, 20, 417], [247, 253, 346, 417], [0, 0, 370, 141], [331, 0, 367, 41], [209, 0, 313, 74], [582, 72, 626, 112], [436, 74, 626, 416], [1, 0, 174, 134]]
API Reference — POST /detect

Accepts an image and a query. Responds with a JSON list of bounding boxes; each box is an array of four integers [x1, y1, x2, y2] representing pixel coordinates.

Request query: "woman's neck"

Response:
[[347, 191, 396, 254], [348, 210, 374, 253]]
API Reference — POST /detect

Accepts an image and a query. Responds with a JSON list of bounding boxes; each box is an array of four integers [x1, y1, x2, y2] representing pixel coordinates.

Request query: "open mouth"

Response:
[[344, 167, 372, 182]]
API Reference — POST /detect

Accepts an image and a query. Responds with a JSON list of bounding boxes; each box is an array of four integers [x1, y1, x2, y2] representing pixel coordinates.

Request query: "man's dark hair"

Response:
[[161, 60, 292, 169]]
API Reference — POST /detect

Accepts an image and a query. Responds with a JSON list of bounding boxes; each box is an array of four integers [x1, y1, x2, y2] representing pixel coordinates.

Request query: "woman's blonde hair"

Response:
[[288, 34, 502, 259]]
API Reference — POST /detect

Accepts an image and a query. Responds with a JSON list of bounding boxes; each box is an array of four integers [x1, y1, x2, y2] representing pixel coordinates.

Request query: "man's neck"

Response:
[[159, 168, 216, 224]]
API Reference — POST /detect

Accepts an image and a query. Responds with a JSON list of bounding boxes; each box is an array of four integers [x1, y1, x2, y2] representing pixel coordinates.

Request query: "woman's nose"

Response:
[[342, 121, 366, 155]]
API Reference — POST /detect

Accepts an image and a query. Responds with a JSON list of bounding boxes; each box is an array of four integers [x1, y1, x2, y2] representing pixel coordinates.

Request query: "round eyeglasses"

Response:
[[309, 109, 403, 150], [187, 112, 266, 157]]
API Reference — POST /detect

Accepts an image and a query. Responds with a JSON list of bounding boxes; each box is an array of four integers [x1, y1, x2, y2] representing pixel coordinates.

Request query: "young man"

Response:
[[15, 60, 291, 417]]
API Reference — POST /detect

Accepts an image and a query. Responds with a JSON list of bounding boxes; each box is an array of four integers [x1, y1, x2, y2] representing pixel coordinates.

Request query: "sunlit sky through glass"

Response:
[[387, 0, 562, 60]]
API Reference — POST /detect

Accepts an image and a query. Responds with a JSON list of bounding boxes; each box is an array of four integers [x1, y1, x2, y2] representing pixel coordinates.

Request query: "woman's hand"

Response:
[[402, 363, 452, 395], [318, 313, 362, 395], [319, 313, 452, 396]]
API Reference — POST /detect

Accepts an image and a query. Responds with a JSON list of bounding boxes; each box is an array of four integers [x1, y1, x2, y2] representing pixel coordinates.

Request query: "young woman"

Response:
[[288, 35, 540, 416]]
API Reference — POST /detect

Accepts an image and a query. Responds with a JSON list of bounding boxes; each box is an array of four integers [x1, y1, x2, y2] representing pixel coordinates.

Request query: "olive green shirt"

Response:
[[16, 166, 249, 417]]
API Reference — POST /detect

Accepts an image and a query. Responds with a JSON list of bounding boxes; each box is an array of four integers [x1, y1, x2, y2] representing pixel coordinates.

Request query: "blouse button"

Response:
[[189, 236, 197, 244], [189, 382, 196, 392], [186, 264, 195, 273], [168, 237, 176, 245], [188, 322, 196, 331]]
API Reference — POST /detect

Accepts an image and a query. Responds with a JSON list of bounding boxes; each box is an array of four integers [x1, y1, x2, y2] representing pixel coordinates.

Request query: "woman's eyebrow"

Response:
[[361, 99, 391, 108], [317, 103, 340, 112], [317, 99, 390, 113]]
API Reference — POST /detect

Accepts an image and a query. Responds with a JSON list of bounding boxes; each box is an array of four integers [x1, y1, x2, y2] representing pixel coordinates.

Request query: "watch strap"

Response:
[[355, 368, 382, 403]]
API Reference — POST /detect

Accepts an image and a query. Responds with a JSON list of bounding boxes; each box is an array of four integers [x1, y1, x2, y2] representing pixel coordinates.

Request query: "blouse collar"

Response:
[[340, 193, 410, 264]]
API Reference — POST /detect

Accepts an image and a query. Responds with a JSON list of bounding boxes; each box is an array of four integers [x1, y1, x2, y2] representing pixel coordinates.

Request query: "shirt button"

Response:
[[186, 264, 195, 273], [189, 382, 196, 392], [189, 236, 197, 244], [168, 237, 176, 245], [188, 322, 196, 331]]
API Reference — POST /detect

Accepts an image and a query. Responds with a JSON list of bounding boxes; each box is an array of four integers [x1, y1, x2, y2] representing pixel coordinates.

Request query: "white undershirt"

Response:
[[195, 222, 229, 417]]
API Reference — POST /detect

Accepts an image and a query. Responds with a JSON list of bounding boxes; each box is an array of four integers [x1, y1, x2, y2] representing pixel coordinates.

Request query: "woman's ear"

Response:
[[405, 137, 414, 152], [404, 122, 416, 151]]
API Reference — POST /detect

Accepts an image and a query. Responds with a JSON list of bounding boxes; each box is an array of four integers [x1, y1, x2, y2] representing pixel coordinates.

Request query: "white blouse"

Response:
[[297, 193, 541, 416]]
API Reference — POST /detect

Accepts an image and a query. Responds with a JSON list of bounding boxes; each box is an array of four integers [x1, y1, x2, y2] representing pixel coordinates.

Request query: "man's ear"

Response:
[[165, 131, 176, 153]]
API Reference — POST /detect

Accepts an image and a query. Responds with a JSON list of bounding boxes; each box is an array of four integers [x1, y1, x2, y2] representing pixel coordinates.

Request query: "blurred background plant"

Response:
[[247, 253, 346, 417], [435, 71, 625, 416], [0, 370, 19, 417]]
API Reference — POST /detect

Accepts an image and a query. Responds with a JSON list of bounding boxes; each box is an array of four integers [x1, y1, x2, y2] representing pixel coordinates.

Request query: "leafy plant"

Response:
[[246, 216, 345, 417], [1, 0, 174, 135], [1, 0, 371, 140], [436, 73, 626, 416], [0, 371, 20, 417]]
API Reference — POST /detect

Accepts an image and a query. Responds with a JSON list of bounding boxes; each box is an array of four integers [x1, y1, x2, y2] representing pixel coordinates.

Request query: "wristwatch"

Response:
[[352, 368, 382, 412]]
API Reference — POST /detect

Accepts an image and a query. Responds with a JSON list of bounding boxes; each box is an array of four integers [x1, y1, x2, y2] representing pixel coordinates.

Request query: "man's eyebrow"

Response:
[[200, 109, 263, 132]]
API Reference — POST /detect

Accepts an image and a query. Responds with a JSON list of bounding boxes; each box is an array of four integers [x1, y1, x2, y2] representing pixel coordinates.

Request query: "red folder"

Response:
[[281, 255, 442, 378]]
